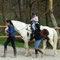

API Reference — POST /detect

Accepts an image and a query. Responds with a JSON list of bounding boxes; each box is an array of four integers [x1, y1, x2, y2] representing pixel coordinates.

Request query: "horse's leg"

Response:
[[52, 29, 58, 56], [49, 40, 54, 48], [49, 40, 54, 54], [24, 40, 31, 56], [43, 40, 47, 53], [49, 39, 57, 56]]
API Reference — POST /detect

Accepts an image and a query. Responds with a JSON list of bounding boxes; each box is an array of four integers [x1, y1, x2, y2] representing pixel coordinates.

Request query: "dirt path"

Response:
[[0, 45, 60, 60]]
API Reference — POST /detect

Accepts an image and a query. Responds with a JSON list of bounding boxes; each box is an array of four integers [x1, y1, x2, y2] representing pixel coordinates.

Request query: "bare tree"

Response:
[[49, 0, 58, 27], [0, 0, 6, 25], [18, 0, 25, 22]]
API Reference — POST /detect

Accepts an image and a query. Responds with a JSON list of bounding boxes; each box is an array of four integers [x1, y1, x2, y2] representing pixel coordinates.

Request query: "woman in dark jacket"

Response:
[[30, 24, 43, 58], [3, 20, 16, 57]]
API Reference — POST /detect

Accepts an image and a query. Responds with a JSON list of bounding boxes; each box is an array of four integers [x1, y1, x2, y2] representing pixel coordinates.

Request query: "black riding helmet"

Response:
[[32, 12, 36, 15]]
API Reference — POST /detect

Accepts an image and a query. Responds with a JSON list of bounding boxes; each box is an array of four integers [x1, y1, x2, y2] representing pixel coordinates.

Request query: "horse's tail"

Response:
[[52, 29, 58, 54]]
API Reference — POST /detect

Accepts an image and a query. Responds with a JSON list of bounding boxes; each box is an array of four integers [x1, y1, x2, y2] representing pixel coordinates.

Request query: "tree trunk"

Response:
[[18, 0, 21, 20], [49, 0, 60, 48], [18, 0, 25, 22], [50, 12, 58, 27], [37, 0, 40, 24], [45, 0, 48, 26], [1, 0, 6, 25], [49, 0, 59, 34], [20, 0, 25, 22], [29, 0, 32, 20], [49, 0, 58, 27]]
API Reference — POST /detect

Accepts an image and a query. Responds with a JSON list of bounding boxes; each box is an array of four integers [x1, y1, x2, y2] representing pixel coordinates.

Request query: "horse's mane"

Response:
[[11, 20, 26, 24], [11, 20, 54, 32]]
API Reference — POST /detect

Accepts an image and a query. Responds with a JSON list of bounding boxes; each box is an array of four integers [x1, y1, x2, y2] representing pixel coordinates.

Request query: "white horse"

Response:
[[11, 20, 58, 56]]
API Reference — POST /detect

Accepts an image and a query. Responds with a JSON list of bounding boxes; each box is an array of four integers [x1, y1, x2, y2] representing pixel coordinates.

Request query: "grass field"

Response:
[[0, 33, 60, 49], [0, 33, 24, 47], [0, 39, 24, 47]]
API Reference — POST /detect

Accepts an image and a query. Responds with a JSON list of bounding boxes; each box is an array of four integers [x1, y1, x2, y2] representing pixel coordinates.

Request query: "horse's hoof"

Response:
[[53, 54, 56, 57], [24, 51, 32, 57], [53, 52, 57, 57], [25, 54, 28, 57], [41, 54, 44, 58], [25, 53, 31, 57], [32, 54, 38, 58], [1, 55, 6, 58], [42, 50, 45, 53]]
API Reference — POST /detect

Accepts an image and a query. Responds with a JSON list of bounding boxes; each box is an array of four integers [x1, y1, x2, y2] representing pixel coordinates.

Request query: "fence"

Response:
[[0, 26, 60, 39]]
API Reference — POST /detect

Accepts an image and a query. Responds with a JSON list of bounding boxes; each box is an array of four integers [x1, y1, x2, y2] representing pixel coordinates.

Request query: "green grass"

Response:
[[0, 38, 24, 47], [0, 33, 60, 49], [15, 42, 24, 47], [0, 33, 34, 48], [0, 33, 24, 47]]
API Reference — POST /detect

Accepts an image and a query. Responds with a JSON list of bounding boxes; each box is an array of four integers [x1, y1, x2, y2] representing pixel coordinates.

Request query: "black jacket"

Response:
[[30, 29, 41, 40]]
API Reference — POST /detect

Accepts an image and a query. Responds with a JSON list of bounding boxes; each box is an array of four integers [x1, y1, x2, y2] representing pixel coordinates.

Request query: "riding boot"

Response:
[[2, 48, 7, 57], [13, 48, 17, 57], [38, 49, 43, 57], [35, 49, 38, 58]]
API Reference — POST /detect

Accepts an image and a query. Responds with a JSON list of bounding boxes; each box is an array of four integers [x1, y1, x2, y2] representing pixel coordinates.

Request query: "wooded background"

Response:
[[0, 0, 60, 26], [0, 0, 60, 48]]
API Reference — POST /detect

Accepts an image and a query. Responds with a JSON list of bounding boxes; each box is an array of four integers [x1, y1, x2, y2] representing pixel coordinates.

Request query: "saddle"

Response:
[[30, 23, 49, 40]]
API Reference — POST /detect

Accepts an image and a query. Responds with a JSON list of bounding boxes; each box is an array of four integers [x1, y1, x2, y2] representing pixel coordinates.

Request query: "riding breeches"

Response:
[[4, 36, 16, 49], [32, 22, 38, 31]]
